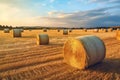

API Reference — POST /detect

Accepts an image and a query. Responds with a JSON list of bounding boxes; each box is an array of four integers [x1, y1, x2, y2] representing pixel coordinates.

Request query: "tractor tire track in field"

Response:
[[0, 47, 63, 65]]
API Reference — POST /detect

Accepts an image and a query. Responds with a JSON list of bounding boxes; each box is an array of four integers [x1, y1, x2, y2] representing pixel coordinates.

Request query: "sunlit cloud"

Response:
[[0, 0, 120, 27]]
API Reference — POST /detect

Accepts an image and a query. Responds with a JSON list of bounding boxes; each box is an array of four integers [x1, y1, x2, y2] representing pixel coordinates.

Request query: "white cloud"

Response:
[[50, 0, 55, 3], [0, 0, 120, 27]]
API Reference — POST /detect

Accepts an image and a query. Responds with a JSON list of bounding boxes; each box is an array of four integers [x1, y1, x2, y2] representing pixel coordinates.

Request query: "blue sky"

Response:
[[0, 0, 120, 27]]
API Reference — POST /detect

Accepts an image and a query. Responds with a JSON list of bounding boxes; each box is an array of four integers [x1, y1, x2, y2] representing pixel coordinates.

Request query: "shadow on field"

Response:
[[88, 58, 120, 74], [49, 43, 64, 46], [21, 36, 36, 38]]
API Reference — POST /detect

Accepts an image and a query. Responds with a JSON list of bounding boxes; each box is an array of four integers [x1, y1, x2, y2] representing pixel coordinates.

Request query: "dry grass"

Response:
[[0, 29, 120, 80]]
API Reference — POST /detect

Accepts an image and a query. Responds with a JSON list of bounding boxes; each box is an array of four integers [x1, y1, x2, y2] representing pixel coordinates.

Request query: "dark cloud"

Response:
[[38, 5, 120, 27], [90, 0, 120, 4]]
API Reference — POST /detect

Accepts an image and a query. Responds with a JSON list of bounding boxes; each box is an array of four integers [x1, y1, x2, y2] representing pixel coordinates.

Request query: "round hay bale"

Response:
[[108, 28, 113, 32], [4, 28, 10, 33], [57, 29, 60, 32], [43, 29, 47, 32], [63, 29, 68, 35], [63, 35, 106, 69], [37, 34, 49, 45], [116, 31, 120, 40], [93, 29, 99, 32], [83, 29, 87, 32], [99, 29, 103, 32], [12, 29, 22, 37], [29, 29, 32, 31], [69, 29, 72, 32], [20, 29, 24, 32], [117, 28, 120, 31], [103, 29, 108, 32]]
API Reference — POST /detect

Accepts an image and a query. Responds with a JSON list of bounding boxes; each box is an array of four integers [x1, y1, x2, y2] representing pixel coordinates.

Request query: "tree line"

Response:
[[0, 24, 120, 30]]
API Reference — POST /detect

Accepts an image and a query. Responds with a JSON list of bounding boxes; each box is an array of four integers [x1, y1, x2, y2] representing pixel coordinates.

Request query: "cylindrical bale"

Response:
[[43, 29, 47, 32], [57, 29, 60, 32], [29, 29, 32, 31], [69, 29, 72, 32], [63, 29, 68, 35], [99, 29, 103, 32], [108, 28, 113, 32], [37, 34, 49, 45], [20, 29, 24, 32], [103, 29, 108, 32], [12, 29, 22, 37], [116, 31, 120, 40], [117, 28, 120, 31], [93, 29, 99, 32], [63, 35, 106, 69], [4, 28, 10, 33], [83, 29, 87, 32]]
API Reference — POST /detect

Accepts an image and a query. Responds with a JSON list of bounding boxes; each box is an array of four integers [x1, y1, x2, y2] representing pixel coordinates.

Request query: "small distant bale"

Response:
[[4, 28, 10, 33], [20, 29, 24, 32], [29, 29, 32, 31], [93, 29, 99, 32], [99, 29, 103, 32], [116, 31, 120, 40], [12, 29, 22, 37], [83, 29, 87, 32], [103, 29, 108, 32], [37, 34, 49, 45], [117, 28, 120, 31], [63, 35, 106, 69], [43, 29, 47, 32], [69, 29, 72, 32], [108, 28, 113, 32], [63, 29, 68, 35], [57, 29, 60, 32]]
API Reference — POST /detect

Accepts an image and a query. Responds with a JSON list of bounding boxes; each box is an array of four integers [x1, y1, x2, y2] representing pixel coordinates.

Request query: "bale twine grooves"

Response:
[[63, 35, 106, 69], [12, 29, 22, 37], [37, 34, 49, 45]]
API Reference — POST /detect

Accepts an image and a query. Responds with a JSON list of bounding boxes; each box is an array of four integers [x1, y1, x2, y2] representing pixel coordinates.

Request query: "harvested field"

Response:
[[0, 29, 120, 80]]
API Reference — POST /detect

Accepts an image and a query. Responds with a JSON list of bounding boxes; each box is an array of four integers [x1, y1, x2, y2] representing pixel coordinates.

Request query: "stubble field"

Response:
[[0, 29, 120, 80]]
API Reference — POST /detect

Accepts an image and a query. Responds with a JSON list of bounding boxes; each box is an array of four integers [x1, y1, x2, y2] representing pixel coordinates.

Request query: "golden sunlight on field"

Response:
[[0, 29, 120, 80]]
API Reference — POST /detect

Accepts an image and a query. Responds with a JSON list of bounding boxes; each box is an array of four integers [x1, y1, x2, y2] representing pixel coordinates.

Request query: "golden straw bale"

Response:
[[116, 31, 120, 40], [63, 35, 106, 69], [63, 29, 68, 35], [93, 29, 99, 32], [58, 29, 60, 32], [12, 29, 22, 37], [37, 34, 49, 45], [108, 28, 113, 32], [4, 28, 10, 33], [117, 28, 120, 31], [20, 29, 24, 32], [103, 29, 108, 32], [83, 29, 86, 32], [69, 29, 72, 32], [43, 29, 47, 32]]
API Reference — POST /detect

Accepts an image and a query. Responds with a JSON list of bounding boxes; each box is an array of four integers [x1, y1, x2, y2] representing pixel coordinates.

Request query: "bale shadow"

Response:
[[48, 43, 64, 46], [21, 36, 36, 38], [87, 58, 120, 74]]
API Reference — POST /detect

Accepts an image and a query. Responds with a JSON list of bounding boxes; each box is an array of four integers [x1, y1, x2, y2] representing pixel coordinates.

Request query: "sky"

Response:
[[0, 0, 120, 27]]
